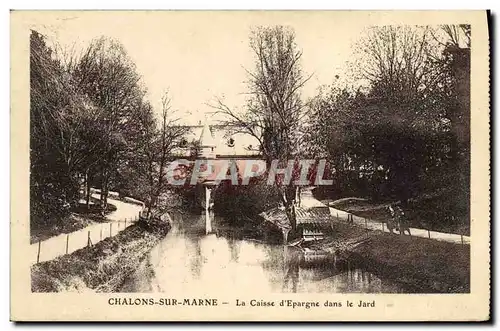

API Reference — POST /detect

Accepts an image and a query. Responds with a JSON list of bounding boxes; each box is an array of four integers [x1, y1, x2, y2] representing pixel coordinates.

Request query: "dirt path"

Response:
[[300, 188, 470, 245], [30, 195, 143, 265]]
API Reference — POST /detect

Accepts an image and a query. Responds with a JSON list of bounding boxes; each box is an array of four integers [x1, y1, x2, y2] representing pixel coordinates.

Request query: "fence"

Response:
[[33, 213, 142, 265], [329, 208, 470, 246]]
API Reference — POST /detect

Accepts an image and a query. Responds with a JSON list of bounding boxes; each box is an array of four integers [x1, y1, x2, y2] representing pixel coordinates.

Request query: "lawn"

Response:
[[30, 199, 117, 244], [352, 231, 470, 293], [313, 221, 470, 293], [326, 192, 469, 236]]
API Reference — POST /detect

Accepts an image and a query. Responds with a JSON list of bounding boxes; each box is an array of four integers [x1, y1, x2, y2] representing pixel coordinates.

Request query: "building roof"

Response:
[[174, 124, 261, 157], [199, 122, 217, 147]]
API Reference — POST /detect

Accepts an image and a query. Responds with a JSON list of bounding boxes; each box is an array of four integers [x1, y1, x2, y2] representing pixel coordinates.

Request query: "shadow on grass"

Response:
[[30, 201, 118, 244]]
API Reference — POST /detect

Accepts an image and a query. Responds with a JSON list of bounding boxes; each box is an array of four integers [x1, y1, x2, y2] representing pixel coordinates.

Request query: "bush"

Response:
[[213, 177, 280, 225]]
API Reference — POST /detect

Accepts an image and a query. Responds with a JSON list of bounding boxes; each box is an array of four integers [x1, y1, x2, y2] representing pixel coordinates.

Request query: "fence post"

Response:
[[365, 218, 368, 229], [110, 223, 112, 236], [87, 231, 92, 247], [125, 218, 127, 228], [336, 212, 339, 221], [428, 229, 431, 239], [37, 241, 41, 263], [66, 234, 69, 254], [461, 234, 464, 245], [100, 225, 103, 241], [382, 221, 384, 232]]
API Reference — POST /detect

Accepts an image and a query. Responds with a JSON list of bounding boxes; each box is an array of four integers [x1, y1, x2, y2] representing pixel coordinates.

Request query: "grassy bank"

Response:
[[31, 200, 117, 244], [304, 222, 469, 293], [31, 217, 170, 292], [326, 194, 469, 236]]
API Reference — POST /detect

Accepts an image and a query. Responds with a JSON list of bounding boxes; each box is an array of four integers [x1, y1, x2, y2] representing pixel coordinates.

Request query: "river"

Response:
[[120, 211, 409, 294]]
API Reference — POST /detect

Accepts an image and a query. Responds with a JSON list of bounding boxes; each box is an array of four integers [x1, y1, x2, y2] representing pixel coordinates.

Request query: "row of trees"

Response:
[[30, 30, 185, 230], [308, 25, 470, 229], [213, 25, 471, 232], [30, 23, 471, 234]]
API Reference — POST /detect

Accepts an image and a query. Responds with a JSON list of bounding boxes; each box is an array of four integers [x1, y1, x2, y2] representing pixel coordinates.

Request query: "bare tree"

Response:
[[355, 26, 436, 107], [143, 91, 188, 217], [211, 26, 311, 231], [430, 24, 471, 49]]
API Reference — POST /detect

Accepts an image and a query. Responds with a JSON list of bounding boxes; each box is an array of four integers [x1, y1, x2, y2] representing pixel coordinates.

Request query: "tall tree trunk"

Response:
[[100, 182, 105, 206], [103, 176, 108, 211], [85, 170, 91, 209], [295, 186, 301, 207], [280, 187, 297, 231], [82, 172, 87, 199], [100, 170, 108, 215], [147, 195, 156, 219]]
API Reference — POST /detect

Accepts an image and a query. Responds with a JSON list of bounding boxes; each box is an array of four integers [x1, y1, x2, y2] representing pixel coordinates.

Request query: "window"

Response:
[[179, 138, 188, 148]]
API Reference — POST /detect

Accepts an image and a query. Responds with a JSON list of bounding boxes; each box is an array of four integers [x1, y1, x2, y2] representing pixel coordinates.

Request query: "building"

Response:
[[171, 121, 266, 186], [173, 122, 261, 159]]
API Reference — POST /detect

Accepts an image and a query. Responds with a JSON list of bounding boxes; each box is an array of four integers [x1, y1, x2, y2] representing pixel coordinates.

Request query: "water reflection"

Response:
[[120, 212, 407, 294], [282, 247, 300, 292]]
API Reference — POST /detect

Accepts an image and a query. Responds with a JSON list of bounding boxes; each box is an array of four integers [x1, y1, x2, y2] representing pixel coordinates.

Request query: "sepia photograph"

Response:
[[10, 10, 490, 321]]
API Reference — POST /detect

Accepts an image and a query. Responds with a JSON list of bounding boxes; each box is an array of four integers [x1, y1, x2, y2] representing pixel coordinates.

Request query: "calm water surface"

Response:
[[120, 212, 408, 293]]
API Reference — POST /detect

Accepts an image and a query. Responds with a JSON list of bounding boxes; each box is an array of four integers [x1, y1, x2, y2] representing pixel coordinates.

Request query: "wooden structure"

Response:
[[296, 207, 332, 242], [259, 205, 333, 243]]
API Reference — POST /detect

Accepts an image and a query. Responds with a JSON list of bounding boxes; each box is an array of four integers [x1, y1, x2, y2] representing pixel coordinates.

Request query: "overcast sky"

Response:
[[29, 12, 385, 124]]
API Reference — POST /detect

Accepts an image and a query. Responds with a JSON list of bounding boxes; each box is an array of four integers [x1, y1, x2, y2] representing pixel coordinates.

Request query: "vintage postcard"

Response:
[[10, 10, 490, 321]]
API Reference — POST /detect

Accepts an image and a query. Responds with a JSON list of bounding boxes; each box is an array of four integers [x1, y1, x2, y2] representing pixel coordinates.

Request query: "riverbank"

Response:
[[31, 199, 117, 244], [31, 216, 171, 292], [303, 222, 469, 293], [320, 190, 469, 236]]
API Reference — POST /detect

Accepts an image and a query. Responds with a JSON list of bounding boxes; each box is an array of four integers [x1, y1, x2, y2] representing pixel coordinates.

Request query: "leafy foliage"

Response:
[[308, 25, 471, 230], [30, 30, 181, 234]]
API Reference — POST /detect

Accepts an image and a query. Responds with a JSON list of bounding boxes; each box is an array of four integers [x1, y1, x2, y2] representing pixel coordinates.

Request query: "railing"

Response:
[[329, 208, 470, 246]]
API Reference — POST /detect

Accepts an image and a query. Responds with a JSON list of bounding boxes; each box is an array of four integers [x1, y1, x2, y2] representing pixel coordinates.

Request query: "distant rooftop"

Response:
[[174, 123, 261, 157]]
